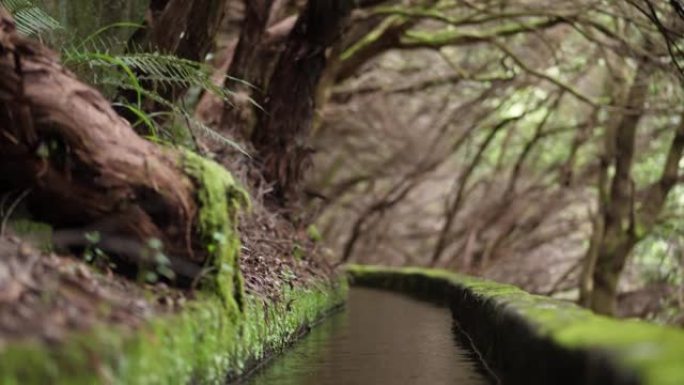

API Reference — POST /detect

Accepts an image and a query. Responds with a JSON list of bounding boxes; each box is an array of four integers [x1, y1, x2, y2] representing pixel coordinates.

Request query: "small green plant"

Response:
[[307, 224, 323, 243], [280, 267, 297, 283], [292, 243, 305, 261], [83, 231, 111, 269], [139, 238, 175, 284]]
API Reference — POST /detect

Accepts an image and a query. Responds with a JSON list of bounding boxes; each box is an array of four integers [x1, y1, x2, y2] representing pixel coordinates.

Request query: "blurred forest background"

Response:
[[2, 0, 684, 325]]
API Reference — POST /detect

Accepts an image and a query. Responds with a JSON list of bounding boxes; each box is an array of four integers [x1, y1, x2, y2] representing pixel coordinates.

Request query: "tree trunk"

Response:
[[251, 0, 356, 204], [195, 11, 296, 135], [590, 109, 684, 315], [219, 0, 276, 140], [578, 210, 604, 307], [591, 240, 636, 315], [131, 0, 225, 60], [579, 79, 620, 307], [118, 0, 226, 126], [588, 62, 649, 315], [216, 0, 391, 144]]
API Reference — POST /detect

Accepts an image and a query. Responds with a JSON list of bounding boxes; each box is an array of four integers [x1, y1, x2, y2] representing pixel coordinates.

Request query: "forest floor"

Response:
[[0, 235, 159, 342]]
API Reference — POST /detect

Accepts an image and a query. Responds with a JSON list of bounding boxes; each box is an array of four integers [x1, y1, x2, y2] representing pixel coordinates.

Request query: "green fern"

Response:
[[2, 0, 249, 156], [65, 49, 237, 103], [112, 82, 249, 156], [1, 0, 62, 36]]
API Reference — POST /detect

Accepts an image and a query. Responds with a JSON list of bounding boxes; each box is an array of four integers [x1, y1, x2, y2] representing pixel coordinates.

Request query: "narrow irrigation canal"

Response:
[[242, 288, 488, 385]]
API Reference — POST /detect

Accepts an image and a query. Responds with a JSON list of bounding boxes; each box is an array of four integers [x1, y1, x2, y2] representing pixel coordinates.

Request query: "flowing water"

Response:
[[242, 288, 489, 385]]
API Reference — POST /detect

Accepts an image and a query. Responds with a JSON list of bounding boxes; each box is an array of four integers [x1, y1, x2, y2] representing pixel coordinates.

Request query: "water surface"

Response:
[[242, 287, 488, 385]]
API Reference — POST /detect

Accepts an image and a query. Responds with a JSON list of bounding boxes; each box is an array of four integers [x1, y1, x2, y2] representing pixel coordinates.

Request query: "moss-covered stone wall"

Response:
[[347, 265, 684, 385]]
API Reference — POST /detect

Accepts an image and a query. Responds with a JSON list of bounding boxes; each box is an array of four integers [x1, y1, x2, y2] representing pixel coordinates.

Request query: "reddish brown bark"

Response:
[[0, 9, 206, 281], [252, 0, 359, 204], [218, 0, 277, 140], [131, 0, 225, 60], [195, 14, 297, 130]]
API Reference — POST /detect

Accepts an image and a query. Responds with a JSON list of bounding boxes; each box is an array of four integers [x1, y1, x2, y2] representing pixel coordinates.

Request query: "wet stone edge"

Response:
[[346, 265, 645, 385]]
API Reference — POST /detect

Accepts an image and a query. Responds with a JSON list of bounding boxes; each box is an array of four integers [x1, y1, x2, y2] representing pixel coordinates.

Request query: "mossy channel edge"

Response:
[[346, 264, 684, 385], [0, 280, 347, 385]]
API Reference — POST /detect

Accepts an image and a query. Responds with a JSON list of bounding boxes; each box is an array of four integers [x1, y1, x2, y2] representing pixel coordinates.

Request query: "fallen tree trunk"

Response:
[[0, 8, 246, 306]]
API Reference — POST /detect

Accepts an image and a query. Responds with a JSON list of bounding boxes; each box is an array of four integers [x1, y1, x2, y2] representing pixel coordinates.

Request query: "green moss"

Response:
[[341, 16, 404, 61], [551, 317, 684, 385], [0, 280, 346, 385], [400, 19, 562, 48], [346, 264, 684, 385], [306, 224, 322, 243], [181, 151, 250, 312]]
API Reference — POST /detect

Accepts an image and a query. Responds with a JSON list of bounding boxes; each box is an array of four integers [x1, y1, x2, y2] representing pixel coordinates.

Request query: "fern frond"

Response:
[[188, 116, 252, 158], [1, 0, 62, 36], [65, 49, 236, 103], [112, 82, 249, 156], [75, 21, 143, 51], [112, 102, 160, 138]]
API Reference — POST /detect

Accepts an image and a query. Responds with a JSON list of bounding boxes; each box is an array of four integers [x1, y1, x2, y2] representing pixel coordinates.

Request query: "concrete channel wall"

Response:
[[347, 265, 684, 385]]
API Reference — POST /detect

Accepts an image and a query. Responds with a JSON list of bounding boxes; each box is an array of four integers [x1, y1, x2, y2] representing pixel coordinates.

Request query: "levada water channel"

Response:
[[240, 288, 490, 385]]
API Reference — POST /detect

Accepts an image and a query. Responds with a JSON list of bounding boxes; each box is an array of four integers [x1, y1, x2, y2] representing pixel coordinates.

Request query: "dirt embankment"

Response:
[[0, 209, 336, 344]]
